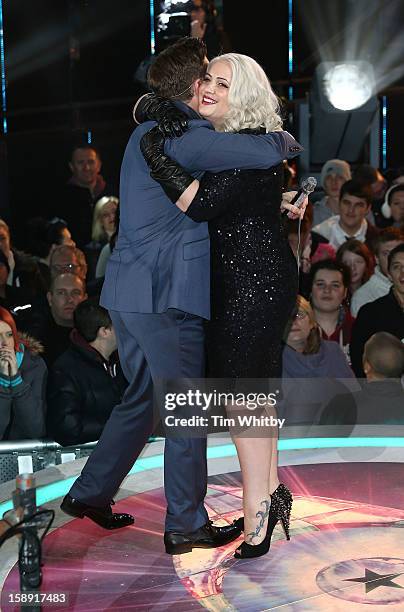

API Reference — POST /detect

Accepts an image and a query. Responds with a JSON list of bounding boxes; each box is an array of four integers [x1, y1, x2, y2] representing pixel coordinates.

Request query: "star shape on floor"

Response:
[[343, 568, 404, 593]]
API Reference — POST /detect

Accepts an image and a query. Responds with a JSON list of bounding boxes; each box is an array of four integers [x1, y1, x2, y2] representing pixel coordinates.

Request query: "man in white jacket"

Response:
[[351, 227, 403, 316]]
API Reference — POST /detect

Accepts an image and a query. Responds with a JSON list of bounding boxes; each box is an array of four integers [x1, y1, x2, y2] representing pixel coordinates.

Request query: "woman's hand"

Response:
[[281, 191, 308, 219], [0, 347, 18, 376]]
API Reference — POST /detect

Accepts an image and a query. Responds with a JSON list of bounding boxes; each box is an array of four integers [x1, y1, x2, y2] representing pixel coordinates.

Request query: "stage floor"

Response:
[[2, 461, 404, 611]]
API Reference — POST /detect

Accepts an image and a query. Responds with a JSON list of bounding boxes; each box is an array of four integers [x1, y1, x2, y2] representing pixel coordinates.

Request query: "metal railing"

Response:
[[0, 439, 98, 485]]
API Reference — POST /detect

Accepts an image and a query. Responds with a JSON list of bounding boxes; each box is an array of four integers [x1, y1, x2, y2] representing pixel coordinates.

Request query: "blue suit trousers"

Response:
[[69, 308, 209, 533]]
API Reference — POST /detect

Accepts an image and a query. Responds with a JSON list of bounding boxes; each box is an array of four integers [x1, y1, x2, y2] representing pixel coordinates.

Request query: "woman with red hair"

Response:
[[336, 239, 375, 305], [0, 306, 47, 440]]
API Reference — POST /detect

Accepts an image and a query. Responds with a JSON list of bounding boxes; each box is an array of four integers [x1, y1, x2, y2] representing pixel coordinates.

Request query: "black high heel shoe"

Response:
[[234, 485, 292, 559]]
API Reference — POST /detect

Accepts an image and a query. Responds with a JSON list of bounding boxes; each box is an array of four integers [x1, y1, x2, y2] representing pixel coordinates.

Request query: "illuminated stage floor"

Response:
[[3, 462, 404, 611]]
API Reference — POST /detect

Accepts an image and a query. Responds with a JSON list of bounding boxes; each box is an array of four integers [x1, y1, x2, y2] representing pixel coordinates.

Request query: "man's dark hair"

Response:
[[340, 179, 372, 206], [310, 258, 351, 289], [70, 143, 101, 162], [148, 37, 207, 100], [26, 217, 70, 258], [73, 299, 112, 343], [374, 226, 404, 253], [387, 243, 404, 272]]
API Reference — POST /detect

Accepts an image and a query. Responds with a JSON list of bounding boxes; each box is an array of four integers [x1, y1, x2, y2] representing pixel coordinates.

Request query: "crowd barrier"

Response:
[[0, 440, 98, 485]]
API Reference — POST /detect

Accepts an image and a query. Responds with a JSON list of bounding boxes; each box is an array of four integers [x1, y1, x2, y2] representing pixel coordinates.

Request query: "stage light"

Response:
[[299, 61, 380, 166], [324, 62, 375, 111]]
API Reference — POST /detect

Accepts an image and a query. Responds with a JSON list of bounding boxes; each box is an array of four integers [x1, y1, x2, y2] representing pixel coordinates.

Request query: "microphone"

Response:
[[13, 473, 36, 519], [13, 474, 42, 594], [289, 176, 317, 209]]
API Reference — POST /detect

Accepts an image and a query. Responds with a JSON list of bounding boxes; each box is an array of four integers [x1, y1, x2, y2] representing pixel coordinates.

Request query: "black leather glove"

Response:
[[134, 93, 189, 138], [140, 127, 194, 203]]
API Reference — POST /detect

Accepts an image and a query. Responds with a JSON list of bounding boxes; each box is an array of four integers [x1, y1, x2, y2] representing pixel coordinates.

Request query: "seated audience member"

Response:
[[95, 206, 120, 279], [320, 332, 404, 425], [310, 259, 354, 362], [58, 145, 116, 248], [49, 244, 87, 282], [26, 217, 76, 291], [313, 159, 351, 226], [353, 163, 386, 225], [0, 307, 47, 441], [47, 300, 127, 446], [280, 296, 358, 425], [0, 250, 31, 312], [84, 196, 118, 280], [350, 244, 404, 378], [336, 239, 374, 306], [380, 184, 404, 229], [49, 243, 101, 298], [351, 227, 404, 316], [311, 180, 379, 252], [28, 273, 87, 366], [0, 219, 46, 299]]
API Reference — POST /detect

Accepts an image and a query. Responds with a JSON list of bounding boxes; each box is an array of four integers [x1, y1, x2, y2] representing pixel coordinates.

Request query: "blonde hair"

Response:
[[208, 53, 283, 133], [292, 295, 322, 355], [91, 197, 118, 242]]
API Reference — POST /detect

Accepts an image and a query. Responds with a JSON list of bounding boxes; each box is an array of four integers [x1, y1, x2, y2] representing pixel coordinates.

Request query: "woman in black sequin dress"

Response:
[[141, 53, 304, 558]]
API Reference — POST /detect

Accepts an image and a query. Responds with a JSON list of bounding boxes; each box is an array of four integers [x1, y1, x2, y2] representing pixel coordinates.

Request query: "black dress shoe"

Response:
[[164, 520, 242, 555], [60, 494, 134, 530]]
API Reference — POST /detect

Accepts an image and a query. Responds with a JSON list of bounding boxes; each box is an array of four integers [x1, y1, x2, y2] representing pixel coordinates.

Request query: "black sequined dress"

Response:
[[186, 163, 298, 379]]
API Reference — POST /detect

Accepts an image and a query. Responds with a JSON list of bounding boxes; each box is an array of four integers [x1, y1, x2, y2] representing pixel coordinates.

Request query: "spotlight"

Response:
[[323, 62, 375, 111], [297, 61, 380, 167]]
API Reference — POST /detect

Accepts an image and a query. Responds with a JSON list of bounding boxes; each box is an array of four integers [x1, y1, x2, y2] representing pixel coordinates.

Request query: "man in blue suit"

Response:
[[61, 38, 301, 554]]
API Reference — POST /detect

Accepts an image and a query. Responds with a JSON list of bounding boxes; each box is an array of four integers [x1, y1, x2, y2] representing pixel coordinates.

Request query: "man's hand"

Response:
[[133, 93, 189, 138], [281, 191, 308, 219]]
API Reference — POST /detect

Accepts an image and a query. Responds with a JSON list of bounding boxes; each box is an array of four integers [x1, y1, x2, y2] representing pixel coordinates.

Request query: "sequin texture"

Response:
[[186, 162, 298, 378]]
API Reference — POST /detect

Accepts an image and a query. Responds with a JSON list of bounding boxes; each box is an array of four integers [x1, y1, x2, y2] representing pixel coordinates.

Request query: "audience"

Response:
[[351, 227, 404, 316], [311, 180, 379, 252], [309, 259, 354, 362], [58, 145, 116, 248], [313, 159, 351, 226], [320, 332, 404, 425], [1, 152, 403, 451], [350, 244, 404, 377], [0, 219, 46, 300], [26, 217, 76, 291], [352, 163, 387, 225], [47, 300, 127, 446], [0, 307, 47, 441], [49, 244, 87, 282], [380, 184, 404, 229], [336, 239, 374, 306], [84, 196, 118, 280], [0, 250, 31, 313], [280, 296, 358, 425], [28, 273, 87, 366]]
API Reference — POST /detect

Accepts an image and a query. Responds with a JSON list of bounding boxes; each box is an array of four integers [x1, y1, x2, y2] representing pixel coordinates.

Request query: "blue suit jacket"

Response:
[[101, 105, 303, 319]]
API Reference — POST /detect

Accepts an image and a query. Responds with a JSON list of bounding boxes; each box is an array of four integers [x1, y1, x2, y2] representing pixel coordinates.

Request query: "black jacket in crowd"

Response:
[[350, 288, 404, 378], [46, 329, 127, 446], [319, 379, 404, 425], [0, 335, 47, 441]]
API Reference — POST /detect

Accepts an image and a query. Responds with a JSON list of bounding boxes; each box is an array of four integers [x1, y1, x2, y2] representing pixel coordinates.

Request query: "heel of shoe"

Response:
[[280, 517, 290, 540], [60, 504, 84, 519]]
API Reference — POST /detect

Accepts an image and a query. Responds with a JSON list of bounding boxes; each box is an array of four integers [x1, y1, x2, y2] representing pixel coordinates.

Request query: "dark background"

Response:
[[1, 0, 403, 243]]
